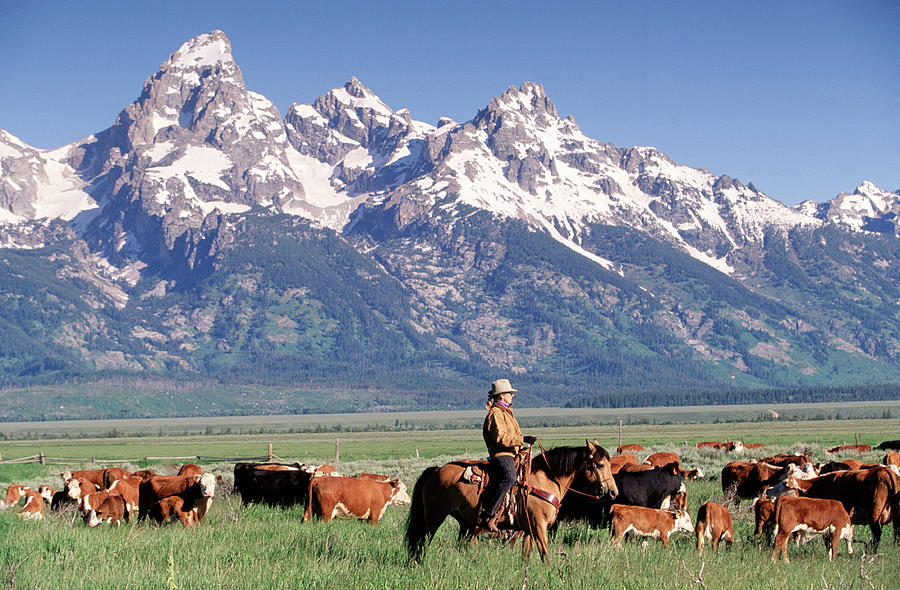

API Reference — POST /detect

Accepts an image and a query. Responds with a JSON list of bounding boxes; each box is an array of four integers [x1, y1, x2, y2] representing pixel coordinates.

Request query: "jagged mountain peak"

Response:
[[491, 82, 558, 119], [163, 30, 235, 73]]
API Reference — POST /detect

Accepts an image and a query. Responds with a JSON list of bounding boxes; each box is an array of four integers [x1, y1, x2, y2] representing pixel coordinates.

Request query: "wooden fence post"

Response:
[[39, 451, 45, 465], [268, 443, 273, 461], [335, 438, 340, 463], [618, 420, 623, 449]]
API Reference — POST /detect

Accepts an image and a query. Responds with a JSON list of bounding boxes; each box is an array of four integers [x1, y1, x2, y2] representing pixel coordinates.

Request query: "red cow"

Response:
[[149, 496, 195, 527], [303, 476, 410, 525], [695, 502, 733, 555], [0, 484, 29, 509], [771, 496, 853, 562], [617, 444, 644, 454], [744, 443, 766, 450], [86, 495, 127, 527], [38, 485, 54, 505], [17, 488, 44, 520], [609, 505, 694, 548]]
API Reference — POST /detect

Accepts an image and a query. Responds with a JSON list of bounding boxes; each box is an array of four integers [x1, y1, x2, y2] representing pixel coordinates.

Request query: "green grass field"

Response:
[[1, 410, 898, 589]]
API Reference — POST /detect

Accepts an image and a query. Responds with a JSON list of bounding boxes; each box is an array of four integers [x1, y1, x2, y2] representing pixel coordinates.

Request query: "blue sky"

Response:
[[1, 0, 897, 205]]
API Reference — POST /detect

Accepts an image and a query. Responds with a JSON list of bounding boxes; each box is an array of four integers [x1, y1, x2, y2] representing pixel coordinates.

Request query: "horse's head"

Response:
[[584, 439, 618, 500]]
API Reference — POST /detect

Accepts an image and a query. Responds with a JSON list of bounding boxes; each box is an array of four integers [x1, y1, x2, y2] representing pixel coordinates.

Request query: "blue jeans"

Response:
[[480, 455, 516, 519]]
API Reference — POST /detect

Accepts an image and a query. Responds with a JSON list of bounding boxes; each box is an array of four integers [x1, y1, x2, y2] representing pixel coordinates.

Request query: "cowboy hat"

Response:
[[488, 379, 517, 397]]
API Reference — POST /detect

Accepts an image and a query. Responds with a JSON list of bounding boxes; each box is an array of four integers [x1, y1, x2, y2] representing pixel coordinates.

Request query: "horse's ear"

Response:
[[586, 439, 595, 452]]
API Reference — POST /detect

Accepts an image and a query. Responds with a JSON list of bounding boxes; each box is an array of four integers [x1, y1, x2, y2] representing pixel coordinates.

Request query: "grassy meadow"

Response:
[[1, 407, 899, 589]]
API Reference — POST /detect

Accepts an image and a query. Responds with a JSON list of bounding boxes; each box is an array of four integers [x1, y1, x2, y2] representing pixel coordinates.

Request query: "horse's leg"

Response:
[[521, 533, 533, 559], [533, 522, 551, 563]]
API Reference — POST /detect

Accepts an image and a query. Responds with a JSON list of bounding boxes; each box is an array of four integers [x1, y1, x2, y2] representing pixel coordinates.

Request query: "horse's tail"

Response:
[[405, 465, 439, 562]]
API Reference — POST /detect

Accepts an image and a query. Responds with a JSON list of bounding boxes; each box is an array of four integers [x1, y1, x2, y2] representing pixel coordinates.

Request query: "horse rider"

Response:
[[478, 378, 536, 531]]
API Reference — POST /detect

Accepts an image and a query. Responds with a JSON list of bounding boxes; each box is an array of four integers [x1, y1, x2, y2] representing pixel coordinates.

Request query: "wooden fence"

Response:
[[0, 444, 283, 466]]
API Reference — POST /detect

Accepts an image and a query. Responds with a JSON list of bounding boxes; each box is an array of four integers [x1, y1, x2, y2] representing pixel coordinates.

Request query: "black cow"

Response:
[[233, 463, 313, 506], [558, 462, 684, 527], [876, 439, 900, 451]]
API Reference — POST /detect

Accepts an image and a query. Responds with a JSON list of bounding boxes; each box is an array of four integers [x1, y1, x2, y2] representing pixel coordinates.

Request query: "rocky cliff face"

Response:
[[0, 30, 898, 393]]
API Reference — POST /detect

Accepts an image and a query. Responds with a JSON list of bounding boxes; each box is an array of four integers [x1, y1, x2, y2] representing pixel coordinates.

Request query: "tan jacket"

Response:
[[483, 402, 524, 457]]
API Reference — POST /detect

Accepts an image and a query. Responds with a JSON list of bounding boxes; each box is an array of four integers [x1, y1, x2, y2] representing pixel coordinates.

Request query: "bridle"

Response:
[[531, 440, 612, 502]]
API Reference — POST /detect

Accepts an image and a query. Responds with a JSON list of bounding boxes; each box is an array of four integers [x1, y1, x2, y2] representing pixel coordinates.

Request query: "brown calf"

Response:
[[883, 452, 900, 467], [771, 496, 852, 562], [87, 495, 127, 527], [752, 494, 777, 544], [17, 489, 44, 520], [149, 496, 196, 527], [0, 484, 29, 509], [695, 501, 733, 555], [610, 505, 694, 548]]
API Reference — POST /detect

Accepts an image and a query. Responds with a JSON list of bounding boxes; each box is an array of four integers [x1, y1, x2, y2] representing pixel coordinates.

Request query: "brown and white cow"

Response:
[[61, 467, 130, 489], [721, 461, 785, 504], [65, 477, 99, 508], [695, 501, 733, 555], [744, 443, 766, 450], [609, 505, 694, 548], [139, 472, 221, 523], [17, 488, 44, 520], [86, 495, 127, 527], [786, 466, 897, 550], [303, 476, 410, 525], [107, 476, 142, 519], [617, 444, 644, 454], [609, 453, 639, 474], [149, 496, 195, 527], [826, 444, 872, 454], [771, 496, 853, 562], [0, 484, 29, 509], [38, 485, 54, 506], [759, 453, 811, 469], [882, 452, 900, 468]]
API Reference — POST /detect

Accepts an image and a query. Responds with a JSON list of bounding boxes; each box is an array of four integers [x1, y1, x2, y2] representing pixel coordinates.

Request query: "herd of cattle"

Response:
[[0, 461, 410, 529], [2, 439, 900, 564], [579, 440, 900, 561]]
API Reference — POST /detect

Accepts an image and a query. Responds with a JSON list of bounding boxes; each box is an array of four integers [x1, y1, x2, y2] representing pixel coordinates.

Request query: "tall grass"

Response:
[[1, 443, 898, 589]]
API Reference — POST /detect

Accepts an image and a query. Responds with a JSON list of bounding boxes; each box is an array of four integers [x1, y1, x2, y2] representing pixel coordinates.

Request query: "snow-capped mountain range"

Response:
[[1, 30, 899, 405], [1, 30, 896, 272]]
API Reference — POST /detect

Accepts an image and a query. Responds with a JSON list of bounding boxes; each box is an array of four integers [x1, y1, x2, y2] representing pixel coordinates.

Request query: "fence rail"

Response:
[[0, 445, 280, 466]]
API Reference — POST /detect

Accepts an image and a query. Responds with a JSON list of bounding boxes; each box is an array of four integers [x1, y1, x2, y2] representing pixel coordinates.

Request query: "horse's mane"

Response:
[[532, 444, 609, 476]]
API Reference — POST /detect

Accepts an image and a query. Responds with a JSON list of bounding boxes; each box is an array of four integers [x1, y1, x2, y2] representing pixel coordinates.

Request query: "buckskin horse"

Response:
[[405, 440, 617, 562]]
